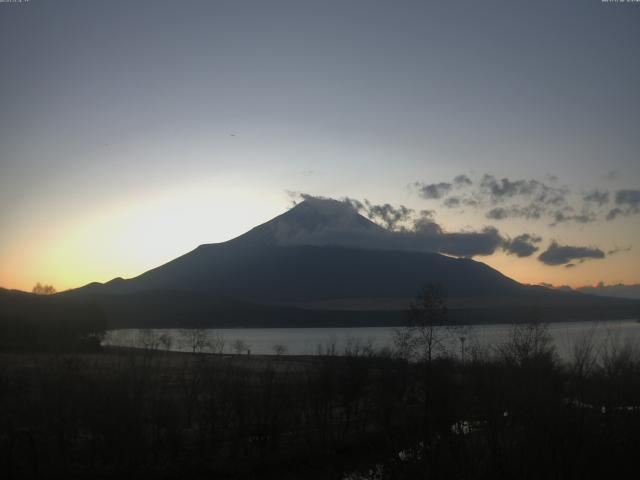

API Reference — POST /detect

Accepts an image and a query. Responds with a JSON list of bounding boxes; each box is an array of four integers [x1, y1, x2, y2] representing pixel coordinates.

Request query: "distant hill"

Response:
[[55, 288, 640, 329], [0, 288, 105, 350], [64, 199, 640, 326], [73, 244, 527, 302], [70, 199, 525, 301], [576, 283, 640, 301]]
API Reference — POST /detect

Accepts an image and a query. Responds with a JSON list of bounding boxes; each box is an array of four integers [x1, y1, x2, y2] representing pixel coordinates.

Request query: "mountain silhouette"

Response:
[[65, 198, 639, 326], [71, 198, 523, 301]]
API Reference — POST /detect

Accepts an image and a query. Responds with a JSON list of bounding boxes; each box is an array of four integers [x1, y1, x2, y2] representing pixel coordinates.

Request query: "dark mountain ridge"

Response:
[[71, 199, 523, 300], [75, 244, 524, 302], [63, 199, 639, 325]]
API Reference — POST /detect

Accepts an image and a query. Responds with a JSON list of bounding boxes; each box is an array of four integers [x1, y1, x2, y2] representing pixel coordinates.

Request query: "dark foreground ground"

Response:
[[2, 334, 640, 480]]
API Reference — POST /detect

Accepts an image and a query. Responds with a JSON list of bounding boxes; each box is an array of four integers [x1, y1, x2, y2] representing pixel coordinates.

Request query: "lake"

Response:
[[103, 319, 640, 361]]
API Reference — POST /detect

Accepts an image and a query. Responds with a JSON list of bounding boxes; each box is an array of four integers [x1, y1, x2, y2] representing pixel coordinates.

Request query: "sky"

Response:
[[1, 0, 639, 292]]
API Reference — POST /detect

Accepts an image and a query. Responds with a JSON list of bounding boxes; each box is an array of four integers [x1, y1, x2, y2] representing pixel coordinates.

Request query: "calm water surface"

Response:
[[104, 319, 640, 361]]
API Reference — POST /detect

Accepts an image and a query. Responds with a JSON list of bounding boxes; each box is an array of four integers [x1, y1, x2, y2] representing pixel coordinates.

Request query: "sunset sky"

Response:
[[1, 0, 639, 292]]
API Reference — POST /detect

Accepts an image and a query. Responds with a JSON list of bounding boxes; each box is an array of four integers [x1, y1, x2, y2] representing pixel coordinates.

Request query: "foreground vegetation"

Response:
[[2, 286, 640, 478], [2, 324, 640, 479]]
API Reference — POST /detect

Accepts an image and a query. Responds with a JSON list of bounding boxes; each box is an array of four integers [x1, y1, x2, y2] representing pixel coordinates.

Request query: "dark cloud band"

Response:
[[538, 241, 605, 266]]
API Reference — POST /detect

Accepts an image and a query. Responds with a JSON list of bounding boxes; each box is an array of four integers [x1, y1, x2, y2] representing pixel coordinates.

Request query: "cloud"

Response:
[[372, 204, 505, 257], [606, 189, 640, 220], [342, 196, 366, 212], [480, 175, 538, 201], [616, 189, 640, 210], [606, 208, 623, 221], [503, 234, 543, 258], [339, 197, 415, 231], [453, 174, 472, 187], [362, 201, 414, 230], [412, 210, 442, 235], [421, 226, 504, 257], [583, 190, 609, 206], [479, 175, 568, 206], [443, 197, 461, 208], [287, 190, 329, 206], [486, 207, 509, 220], [416, 182, 453, 199], [414, 172, 640, 226], [285, 194, 513, 258], [290, 193, 414, 231], [413, 175, 472, 201], [550, 208, 597, 225], [417, 173, 594, 224], [538, 241, 605, 266], [614, 189, 640, 208], [473, 202, 596, 226], [607, 245, 632, 255], [485, 203, 546, 221]]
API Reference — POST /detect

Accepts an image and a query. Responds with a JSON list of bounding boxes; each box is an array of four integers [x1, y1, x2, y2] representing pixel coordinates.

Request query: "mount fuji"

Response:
[[65, 198, 639, 327]]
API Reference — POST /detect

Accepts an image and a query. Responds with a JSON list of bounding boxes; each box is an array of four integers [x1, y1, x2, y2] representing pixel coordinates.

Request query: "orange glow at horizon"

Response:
[[0, 185, 287, 293]]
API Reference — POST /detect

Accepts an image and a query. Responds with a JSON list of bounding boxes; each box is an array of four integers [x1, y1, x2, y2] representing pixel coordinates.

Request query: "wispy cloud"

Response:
[[607, 245, 632, 256], [583, 190, 609, 206], [607, 189, 640, 220], [414, 181, 453, 200], [411, 172, 636, 226]]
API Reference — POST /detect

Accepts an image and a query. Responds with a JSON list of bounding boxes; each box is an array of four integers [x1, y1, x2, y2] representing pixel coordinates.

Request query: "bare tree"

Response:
[[32, 282, 56, 295], [137, 330, 162, 351], [272, 343, 287, 356], [158, 332, 173, 352], [570, 325, 598, 379], [394, 284, 451, 363], [208, 331, 225, 354], [232, 338, 249, 355], [497, 319, 555, 366], [344, 337, 375, 357], [599, 331, 638, 379], [182, 329, 210, 354]]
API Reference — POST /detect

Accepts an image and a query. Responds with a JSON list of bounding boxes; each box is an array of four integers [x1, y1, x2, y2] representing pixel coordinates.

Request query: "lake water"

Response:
[[103, 319, 640, 361]]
